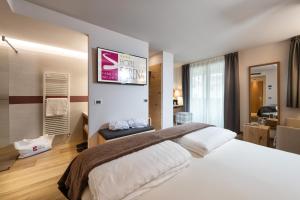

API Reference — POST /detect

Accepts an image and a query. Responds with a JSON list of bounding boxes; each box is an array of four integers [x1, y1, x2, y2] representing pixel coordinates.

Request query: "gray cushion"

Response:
[[99, 126, 154, 140]]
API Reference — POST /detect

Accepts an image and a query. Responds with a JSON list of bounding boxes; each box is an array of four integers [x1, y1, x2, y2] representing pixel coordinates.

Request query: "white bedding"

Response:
[[176, 127, 237, 156], [83, 137, 300, 200], [87, 141, 191, 200], [82, 162, 189, 200], [137, 139, 300, 200]]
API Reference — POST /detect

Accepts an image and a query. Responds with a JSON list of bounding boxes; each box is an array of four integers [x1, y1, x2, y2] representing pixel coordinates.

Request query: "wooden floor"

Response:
[[0, 143, 78, 200]]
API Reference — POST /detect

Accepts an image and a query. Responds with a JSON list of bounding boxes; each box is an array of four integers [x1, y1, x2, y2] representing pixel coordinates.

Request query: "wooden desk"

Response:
[[243, 124, 270, 147]]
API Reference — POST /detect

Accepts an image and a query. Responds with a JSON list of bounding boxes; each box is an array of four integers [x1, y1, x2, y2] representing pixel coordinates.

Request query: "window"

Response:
[[190, 56, 225, 127]]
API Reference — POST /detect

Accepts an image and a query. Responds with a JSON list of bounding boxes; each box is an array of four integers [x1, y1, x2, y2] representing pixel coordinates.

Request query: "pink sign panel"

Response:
[[101, 50, 118, 81], [97, 48, 147, 84]]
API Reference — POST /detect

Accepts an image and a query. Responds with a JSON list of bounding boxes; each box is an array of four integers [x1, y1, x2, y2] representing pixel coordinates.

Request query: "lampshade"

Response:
[[177, 96, 183, 105], [174, 89, 181, 98]]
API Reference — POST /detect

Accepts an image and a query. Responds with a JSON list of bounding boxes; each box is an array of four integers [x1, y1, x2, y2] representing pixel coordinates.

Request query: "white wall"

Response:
[[173, 64, 182, 91], [162, 52, 174, 128], [8, 0, 149, 137], [8, 50, 88, 143], [239, 40, 300, 128], [149, 52, 174, 129]]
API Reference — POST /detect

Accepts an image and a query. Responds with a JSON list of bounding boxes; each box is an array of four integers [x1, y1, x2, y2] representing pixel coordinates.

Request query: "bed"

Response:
[[81, 139, 300, 200], [136, 139, 300, 200], [58, 124, 300, 200]]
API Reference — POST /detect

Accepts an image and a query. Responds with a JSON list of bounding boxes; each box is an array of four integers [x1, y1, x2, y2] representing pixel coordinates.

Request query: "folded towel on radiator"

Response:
[[46, 98, 68, 117]]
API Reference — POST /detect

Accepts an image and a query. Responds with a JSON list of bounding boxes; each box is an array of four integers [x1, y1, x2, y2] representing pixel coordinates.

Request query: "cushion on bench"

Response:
[[99, 126, 154, 140]]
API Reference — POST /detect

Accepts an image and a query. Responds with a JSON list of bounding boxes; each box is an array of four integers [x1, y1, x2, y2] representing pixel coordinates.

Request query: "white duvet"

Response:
[[88, 141, 191, 200], [137, 139, 300, 200]]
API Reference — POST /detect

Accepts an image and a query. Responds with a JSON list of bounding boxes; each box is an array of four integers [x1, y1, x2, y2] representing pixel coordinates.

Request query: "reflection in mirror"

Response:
[[249, 63, 279, 126]]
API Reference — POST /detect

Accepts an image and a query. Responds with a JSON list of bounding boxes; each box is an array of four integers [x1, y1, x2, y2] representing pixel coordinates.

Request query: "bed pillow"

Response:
[[108, 120, 130, 130], [176, 127, 237, 156], [127, 118, 148, 128], [88, 140, 191, 200]]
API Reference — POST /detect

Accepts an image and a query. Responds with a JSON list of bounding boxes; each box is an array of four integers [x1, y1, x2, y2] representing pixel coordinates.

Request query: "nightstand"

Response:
[[173, 105, 184, 124], [243, 124, 270, 147]]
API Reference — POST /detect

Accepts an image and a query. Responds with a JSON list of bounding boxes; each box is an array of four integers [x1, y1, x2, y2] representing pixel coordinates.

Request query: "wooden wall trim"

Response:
[[9, 96, 43, 104], [9, 96, 88, 104], [70, 96, 88, 102]]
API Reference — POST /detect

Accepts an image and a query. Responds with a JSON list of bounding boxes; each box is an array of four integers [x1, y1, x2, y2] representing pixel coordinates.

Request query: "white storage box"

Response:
[[14, 135, 54, 158]]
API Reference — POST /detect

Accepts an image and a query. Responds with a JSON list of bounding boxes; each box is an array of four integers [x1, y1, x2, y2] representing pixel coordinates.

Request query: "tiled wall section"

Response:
[[9, 50, 87, 96], [0, 48, 9, 148], [3, 47, 88, 146], [0, 100, 9, 148], [9, 102, 87, 144]]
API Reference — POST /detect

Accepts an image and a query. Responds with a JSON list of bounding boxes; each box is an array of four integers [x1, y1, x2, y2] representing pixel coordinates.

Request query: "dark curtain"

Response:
[[224, 52, 240, 133], [182, 64, 190, 112], [287, 36, 300, 108]]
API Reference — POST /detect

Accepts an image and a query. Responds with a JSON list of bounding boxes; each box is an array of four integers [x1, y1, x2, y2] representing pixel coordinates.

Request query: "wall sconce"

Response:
[[2, 35, 18, 53]]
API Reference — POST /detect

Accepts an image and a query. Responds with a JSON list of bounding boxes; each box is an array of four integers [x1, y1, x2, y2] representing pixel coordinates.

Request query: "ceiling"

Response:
[[24, 0, 300, 63], [0, 0, 87, 52]]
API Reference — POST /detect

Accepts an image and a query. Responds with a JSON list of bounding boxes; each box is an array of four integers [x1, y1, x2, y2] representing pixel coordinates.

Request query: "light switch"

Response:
[[94, 99, 102, 104]]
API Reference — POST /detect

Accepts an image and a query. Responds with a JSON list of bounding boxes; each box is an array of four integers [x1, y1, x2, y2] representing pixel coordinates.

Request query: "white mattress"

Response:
[[84, 139, 300, 200]]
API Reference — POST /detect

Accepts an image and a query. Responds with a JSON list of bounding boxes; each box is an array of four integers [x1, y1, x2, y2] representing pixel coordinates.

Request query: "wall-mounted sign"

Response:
[[97, 48, 147, 85]]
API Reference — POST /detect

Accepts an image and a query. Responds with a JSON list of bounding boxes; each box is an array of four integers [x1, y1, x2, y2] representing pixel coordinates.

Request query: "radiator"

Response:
[[43, 72, 70, 136]]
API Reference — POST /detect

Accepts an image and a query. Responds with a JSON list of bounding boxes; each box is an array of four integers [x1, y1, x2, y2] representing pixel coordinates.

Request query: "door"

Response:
[[149, 64, 162, 130], [251, 79, 264, 114]]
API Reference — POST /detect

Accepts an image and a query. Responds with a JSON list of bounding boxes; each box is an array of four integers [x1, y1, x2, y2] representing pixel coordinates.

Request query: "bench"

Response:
[[97, 126, 155, 144]]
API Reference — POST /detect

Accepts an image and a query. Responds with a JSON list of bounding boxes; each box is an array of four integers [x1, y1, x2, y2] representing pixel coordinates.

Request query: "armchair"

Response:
[[276, 118, 300, 154]]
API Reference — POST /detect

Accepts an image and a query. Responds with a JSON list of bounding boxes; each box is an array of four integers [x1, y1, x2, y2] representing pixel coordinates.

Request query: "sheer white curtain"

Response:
[[189, 56, 225, 127]]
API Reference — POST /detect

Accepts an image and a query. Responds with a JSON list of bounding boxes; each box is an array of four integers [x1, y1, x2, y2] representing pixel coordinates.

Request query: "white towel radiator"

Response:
[[43, 72, 70, 136]]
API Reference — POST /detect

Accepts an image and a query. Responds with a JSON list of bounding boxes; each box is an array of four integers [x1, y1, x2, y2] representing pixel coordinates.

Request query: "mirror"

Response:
[[249, 62, 280, 125]]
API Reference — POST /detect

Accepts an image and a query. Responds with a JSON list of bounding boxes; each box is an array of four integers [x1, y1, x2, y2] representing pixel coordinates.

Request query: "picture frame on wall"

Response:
[[97, 47, 147, 85]]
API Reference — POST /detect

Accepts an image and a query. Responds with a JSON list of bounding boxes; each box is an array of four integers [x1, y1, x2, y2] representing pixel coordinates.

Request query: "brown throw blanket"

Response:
[[58, 123, 211, 200]]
